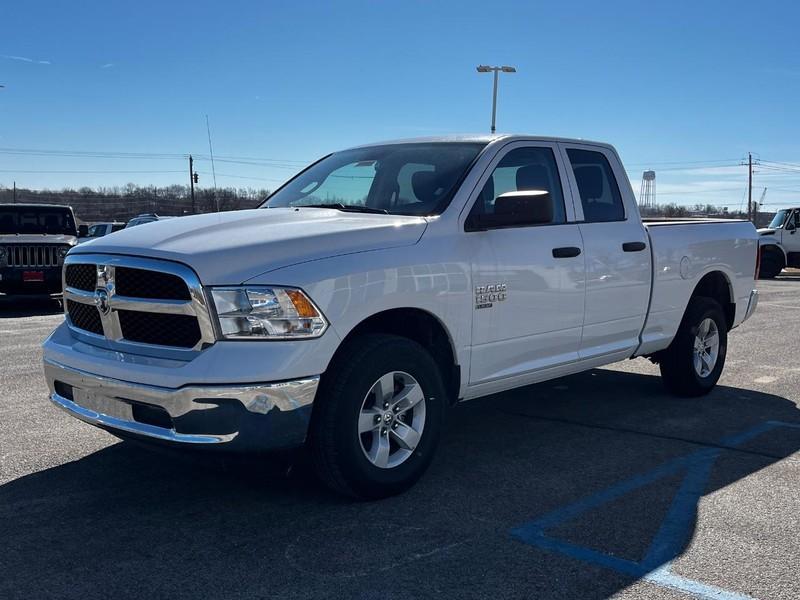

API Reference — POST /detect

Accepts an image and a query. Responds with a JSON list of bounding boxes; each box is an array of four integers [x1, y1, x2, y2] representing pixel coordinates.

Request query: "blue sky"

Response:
[[1, 0, 799, 209]]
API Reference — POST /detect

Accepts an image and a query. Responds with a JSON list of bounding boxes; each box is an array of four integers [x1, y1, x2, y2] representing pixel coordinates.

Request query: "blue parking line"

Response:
[[511, 421, 800, 599], [641, 448, 719, 570]]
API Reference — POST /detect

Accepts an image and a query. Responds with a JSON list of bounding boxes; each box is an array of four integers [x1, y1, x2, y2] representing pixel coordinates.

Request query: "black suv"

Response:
[[0, 204, 77, 295]]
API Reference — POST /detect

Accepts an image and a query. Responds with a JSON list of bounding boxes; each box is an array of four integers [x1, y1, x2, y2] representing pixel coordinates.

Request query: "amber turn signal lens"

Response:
[[286, 289, 319, 318]]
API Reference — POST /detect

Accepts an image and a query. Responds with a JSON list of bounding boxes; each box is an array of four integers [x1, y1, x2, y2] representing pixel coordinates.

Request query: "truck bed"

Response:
[[637, 218, 758, 355]]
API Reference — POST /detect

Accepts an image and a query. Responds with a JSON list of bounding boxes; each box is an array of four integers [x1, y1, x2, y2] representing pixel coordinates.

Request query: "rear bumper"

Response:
[[44, 359, 319, 451]]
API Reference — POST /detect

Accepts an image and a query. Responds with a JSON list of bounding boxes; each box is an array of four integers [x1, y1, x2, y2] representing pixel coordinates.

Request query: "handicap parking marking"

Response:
[[511, 421, 800, 600]]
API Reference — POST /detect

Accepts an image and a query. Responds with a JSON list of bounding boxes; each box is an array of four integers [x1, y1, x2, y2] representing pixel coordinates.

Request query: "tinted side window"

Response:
[[566, 149, 625, 223], [471, 146, 566, 225]]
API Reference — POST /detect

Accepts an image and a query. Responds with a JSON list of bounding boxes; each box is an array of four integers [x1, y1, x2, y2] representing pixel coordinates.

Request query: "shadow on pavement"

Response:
[[2, 369, 799, 599], [0, 294, 62, 317]]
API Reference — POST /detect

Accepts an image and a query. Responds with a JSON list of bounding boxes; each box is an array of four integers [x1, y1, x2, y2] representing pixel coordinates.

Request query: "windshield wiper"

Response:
[[299, 203, 389, 214]]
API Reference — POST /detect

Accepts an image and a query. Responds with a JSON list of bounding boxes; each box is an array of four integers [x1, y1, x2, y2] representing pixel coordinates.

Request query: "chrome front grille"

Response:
[[5, 245, 64, 267], [63, 254, 215, 352]]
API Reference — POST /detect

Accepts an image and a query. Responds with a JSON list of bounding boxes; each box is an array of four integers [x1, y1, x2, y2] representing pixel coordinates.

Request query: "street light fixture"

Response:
[[476, 65, 516, 134]]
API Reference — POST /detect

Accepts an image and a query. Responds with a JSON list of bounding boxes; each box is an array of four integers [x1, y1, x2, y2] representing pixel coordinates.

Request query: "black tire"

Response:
[[659, 296, 728, 397], [309, 334, 447, 500], [759, 248, 784, 279]]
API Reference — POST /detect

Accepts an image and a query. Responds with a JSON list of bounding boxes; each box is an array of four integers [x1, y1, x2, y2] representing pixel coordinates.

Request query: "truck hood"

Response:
[[72, 208, 428, 284], [0, 233, 77, 245]]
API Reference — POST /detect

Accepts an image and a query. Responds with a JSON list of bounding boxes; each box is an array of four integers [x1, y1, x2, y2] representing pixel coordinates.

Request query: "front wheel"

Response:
[[759, 247, 784, 279], [309, 334, 446, 500], [659, 297, 728, 397]]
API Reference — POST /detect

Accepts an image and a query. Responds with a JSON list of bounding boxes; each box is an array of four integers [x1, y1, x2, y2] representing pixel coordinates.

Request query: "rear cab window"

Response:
[[566, 148, 625, 223]]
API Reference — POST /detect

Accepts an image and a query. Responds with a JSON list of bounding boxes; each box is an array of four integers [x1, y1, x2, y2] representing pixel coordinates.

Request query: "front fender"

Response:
[[244, 241, 472, 374], [758, 238, 786, 258]]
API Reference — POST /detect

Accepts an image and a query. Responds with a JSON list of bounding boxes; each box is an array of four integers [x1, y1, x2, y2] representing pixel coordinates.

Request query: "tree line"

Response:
[[0, 183, 271, 223]]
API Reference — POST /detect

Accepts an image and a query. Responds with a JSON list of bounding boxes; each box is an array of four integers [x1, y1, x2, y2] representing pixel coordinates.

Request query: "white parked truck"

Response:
[[757, 207, 800, 278], [43, 135, 760, 499]]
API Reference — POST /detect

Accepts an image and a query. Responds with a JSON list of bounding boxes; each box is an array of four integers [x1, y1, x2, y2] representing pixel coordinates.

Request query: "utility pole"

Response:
[[189, 155, 196, 214], [747, 152, 753, 223], [476, 65, 516, 134], [13, 181, 16, 203]]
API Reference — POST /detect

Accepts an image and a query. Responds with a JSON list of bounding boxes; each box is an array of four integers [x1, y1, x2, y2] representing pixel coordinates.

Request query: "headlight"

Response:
[[210, 287, 328, 339], [59, 246, 70, 258]]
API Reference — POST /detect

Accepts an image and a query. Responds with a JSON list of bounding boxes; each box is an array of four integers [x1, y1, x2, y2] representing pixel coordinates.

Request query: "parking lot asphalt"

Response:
[[1, 277, 799, 600]]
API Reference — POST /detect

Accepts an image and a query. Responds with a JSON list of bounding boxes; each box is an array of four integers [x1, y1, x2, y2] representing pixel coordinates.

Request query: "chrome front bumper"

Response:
[[44, 359, 319, 451]]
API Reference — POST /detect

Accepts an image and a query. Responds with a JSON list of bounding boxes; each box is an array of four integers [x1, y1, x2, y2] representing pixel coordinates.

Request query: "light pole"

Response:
[[476, 65, 516, 134]]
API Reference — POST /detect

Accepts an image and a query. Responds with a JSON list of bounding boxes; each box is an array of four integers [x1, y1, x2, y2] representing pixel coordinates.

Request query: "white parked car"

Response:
[[43, 135, 759, 499], [757, 207, 800, 278], [125, 214, 173, 228], [77, 222, 125, 244]]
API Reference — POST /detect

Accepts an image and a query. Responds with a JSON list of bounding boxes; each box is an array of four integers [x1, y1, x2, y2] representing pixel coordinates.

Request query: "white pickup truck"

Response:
[[758, 207, 800, 278], [43, 135, 759, 499]]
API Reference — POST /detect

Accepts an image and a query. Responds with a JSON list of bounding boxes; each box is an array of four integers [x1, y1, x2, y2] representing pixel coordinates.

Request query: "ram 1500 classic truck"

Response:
[[43, 135, 760, 499], [1, 203, 77, 295], [757, 206, 800, 278]]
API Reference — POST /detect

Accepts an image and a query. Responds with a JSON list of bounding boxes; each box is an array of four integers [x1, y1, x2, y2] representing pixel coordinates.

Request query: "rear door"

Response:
[[466, 142, 586, 385], [559, 143, 652, 359]]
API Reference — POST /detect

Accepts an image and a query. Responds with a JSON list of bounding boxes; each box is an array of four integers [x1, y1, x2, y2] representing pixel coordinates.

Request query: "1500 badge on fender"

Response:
[[475, 283, 507, 309]]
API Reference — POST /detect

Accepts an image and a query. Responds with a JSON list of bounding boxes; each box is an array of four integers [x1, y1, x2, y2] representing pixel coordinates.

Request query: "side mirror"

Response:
[[78, 224, 89, 237], [467, 190, 553, 231]]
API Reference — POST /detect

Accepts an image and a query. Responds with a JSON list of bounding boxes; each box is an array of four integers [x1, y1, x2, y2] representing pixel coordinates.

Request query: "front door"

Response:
[[781, 210, 800, 255], [467, 143, 586, 385]]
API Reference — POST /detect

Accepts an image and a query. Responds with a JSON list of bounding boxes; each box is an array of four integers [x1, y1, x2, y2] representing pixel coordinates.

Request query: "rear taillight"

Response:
[[755, 245, 761, 280]]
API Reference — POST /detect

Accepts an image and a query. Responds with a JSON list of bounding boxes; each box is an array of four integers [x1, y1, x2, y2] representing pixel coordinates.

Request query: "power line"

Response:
[[759, 159, 800, 169], [0, 146, 311, 165], [195, 157, 303, 169], [0, 148, 188, 160], [0, 169, 185, 174], [756, 164, 800, 174], [196, 171, 282, 183], [625, 163, 741, 176], [626, 158, 741, 167]]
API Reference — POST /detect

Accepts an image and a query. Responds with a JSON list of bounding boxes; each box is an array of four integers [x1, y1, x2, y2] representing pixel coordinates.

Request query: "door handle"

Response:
[[552, 246, 582, 258], [622, 241, 647, 252]]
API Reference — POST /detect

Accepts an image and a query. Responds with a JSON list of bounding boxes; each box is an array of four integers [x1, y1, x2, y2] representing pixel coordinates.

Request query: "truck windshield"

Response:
[[262, 142, 486, 216], [0, 206, 77, 236], [768, 209, 790, 229]]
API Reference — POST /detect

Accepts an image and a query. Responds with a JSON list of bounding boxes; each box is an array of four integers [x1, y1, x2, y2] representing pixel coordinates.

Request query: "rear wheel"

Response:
[[310, 334, 446, 500], [659, 297, 728, 397]]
